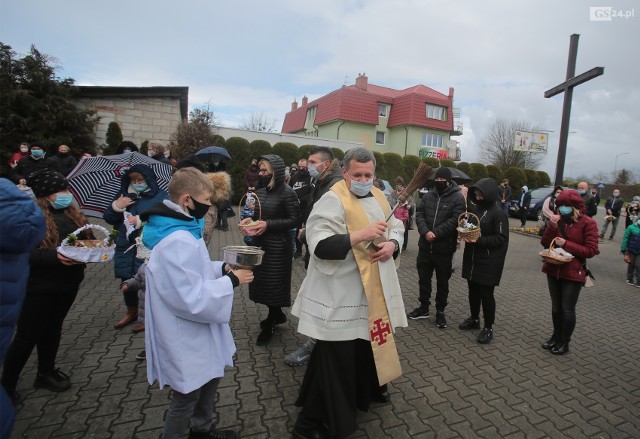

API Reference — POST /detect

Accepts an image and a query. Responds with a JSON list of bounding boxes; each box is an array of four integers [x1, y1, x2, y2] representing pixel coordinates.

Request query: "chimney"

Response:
[[356, 73, 368, 91], [448, 87, 454, 98], [291, 99, 298, 111], [302, 95, 308, 106]]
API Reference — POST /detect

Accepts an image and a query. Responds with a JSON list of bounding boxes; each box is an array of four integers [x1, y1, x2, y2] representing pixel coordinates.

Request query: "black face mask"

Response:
[[434, 181, 449, 194], [258, 174, 272, 188], [59, 152, 69, 157], [188, 196, 210, 219]]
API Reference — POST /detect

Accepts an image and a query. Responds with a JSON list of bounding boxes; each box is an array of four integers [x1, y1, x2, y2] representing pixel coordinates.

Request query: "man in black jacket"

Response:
[[285, 146, 343, 366], [289, 158, 313, 258], [48, 145, 78, 176], [408, 167, 466, 329], [578, 181, 598, 218]]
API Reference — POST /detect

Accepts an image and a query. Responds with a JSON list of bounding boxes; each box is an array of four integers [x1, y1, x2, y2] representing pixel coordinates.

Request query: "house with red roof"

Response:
[[281, 74, 462, 160]]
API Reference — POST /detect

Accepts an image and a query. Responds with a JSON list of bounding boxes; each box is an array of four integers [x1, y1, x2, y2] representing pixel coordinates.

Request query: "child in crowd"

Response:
[[621, 216, 640, 287], [240, 193, 257, 246], [140, 168, 253, 439], [120, 237, 151, 360]]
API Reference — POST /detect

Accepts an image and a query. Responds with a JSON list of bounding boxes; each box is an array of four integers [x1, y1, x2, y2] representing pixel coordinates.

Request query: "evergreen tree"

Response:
[[0, 43, 99, 170]]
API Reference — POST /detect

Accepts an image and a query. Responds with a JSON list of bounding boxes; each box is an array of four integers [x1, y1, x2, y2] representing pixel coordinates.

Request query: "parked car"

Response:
[[509, 186, 570, 221]]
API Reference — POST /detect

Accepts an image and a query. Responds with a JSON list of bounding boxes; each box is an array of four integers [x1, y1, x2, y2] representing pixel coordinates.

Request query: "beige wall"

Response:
[[75, 96, 182, 148]]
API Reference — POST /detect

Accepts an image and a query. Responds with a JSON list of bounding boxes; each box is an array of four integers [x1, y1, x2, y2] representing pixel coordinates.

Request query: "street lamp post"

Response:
[[614, 152, 629, 175]]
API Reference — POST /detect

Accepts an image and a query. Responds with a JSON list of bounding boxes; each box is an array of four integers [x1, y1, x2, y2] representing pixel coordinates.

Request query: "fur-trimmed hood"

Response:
[[207, 171, 232, 204]]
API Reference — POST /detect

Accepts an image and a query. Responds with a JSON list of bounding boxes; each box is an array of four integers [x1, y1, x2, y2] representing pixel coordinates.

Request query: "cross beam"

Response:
[[544, 34, 604, 186], [544, 67, 605, 98]]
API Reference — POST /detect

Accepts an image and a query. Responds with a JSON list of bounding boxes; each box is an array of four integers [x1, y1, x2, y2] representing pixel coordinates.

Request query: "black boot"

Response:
[[551, 341, 569, 355], [34, 369, 71, 392], [542, 312, 562, 350], [256, 320, 275, 346]]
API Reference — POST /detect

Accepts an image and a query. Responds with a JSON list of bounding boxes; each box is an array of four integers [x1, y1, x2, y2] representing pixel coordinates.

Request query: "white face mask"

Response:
[[348, 174, 374, 197], [20, 146, 29, 153]]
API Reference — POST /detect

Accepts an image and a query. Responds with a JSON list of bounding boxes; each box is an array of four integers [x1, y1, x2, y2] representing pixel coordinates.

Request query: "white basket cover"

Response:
[[57, 224, 115, 263]]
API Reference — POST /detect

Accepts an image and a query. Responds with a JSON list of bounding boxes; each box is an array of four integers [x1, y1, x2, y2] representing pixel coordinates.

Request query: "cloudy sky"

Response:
[[2, 0, 638, 181]]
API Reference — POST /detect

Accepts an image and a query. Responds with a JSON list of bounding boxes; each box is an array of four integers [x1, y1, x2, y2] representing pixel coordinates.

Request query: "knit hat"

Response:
[[434, 167, 452, 181], [27, 169, 68, 198], [555, 189, 585, 212]]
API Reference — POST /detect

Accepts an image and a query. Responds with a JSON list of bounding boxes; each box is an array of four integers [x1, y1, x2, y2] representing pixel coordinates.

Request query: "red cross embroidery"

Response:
[[370, 318, 391, 346]]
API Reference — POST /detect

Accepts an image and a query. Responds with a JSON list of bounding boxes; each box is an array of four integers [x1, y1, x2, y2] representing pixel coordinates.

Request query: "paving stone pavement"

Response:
[[8, 215, 640, 438]]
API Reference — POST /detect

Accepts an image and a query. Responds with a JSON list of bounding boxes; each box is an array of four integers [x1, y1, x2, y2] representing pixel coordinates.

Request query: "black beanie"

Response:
[[27, 169, 68, 198], [434, 167, 452, 181]]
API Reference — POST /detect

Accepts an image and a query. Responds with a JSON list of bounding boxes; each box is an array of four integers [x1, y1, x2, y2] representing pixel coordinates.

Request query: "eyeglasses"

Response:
[[258, 168, 270, 174]]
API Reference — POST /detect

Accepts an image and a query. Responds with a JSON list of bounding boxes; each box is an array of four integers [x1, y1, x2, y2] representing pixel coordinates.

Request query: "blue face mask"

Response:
[[31, 149, 44, 159], [578, 189, 586, 195], [308, 164, 321, 179], [349, 176, 374, 197], [50, 193, 73, 210], [132, 183, 148, 193], [558, 206, 573, 215]]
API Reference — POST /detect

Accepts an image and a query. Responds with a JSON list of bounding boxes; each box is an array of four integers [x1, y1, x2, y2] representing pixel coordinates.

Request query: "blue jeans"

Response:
[[163, 378, 220, 439]]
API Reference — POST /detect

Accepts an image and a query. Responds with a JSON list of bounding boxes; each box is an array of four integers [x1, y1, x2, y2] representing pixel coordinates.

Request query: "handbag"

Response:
[[624, 253, 631, 264]]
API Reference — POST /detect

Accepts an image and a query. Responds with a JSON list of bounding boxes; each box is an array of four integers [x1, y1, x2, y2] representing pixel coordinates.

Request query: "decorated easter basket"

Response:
[[539, 237, 574, 265], [604, 214, 615, 223], [457, 212, 481, 241], [57, 224, 116, 263], [238, 191, 262, 230]]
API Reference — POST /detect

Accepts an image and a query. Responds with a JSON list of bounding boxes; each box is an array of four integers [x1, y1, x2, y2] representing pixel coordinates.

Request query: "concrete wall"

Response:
[[75, 96, 183, 148]]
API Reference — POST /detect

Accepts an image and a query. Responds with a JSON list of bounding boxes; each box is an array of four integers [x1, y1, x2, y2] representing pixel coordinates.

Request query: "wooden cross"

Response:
[[544, 34, 604, 186]]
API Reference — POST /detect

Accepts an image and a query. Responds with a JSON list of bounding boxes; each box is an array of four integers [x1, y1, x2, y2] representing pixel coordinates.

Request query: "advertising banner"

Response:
[[514, 131, 548, 153], [418, 146, 448, 160]]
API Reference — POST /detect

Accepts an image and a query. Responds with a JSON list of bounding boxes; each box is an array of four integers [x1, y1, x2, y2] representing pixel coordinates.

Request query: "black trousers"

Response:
[[1, 289, 78, 392], [519, 207, 527, 226], [416, 248, 453, 312], [547, 276, 582, 342], [467, 280, 496, 328]]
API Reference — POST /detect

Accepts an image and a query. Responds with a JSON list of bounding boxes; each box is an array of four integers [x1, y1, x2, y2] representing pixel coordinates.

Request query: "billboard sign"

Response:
[[514, 131, 548, 153], [418, 146, 448, 160]]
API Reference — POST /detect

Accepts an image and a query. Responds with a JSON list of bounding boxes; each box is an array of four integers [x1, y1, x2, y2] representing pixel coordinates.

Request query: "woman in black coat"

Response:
[[239, 154, 299, 345], [2, 170, 89, 401], [459, 178, 509, 344]]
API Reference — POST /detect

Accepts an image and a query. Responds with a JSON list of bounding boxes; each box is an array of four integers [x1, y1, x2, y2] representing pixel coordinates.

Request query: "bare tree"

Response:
[[169, 103, 219, 160], [479, 118, 545, 170], [241, 111, 277, 132]]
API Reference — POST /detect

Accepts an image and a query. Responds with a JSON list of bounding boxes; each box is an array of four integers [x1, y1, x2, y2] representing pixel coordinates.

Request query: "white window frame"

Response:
[[376, 131, 386, 145], [426, 104, 446, 121], [378, 103, 387, 117], [422, 132, 444, 148]]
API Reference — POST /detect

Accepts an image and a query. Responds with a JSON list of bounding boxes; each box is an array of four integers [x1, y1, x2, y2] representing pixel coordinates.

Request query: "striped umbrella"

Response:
[[67, 152, 173, 217]]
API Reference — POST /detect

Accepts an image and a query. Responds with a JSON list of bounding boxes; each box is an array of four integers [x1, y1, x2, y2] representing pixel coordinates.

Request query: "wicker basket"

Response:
[[539, 237, 574, 265], [604, 214, 615, 223], [457, 212, 481, 241], [57, 224, 115, 263], [238, 191, 262, 230]]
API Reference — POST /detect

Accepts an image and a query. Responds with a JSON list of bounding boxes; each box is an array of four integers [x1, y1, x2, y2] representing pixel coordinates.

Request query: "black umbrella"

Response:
[[195, 146, 232, 162], [426, 166, 471, 186]]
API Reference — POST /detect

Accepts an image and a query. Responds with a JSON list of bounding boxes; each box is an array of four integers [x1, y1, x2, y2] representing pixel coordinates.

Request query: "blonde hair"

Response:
[[258, 159, 275, 189], [168, 168, 214, 203], [148, 141, 165, 153]]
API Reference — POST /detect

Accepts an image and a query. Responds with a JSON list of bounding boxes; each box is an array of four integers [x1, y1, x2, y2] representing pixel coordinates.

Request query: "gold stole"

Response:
[[331, 181, 402, 385]]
